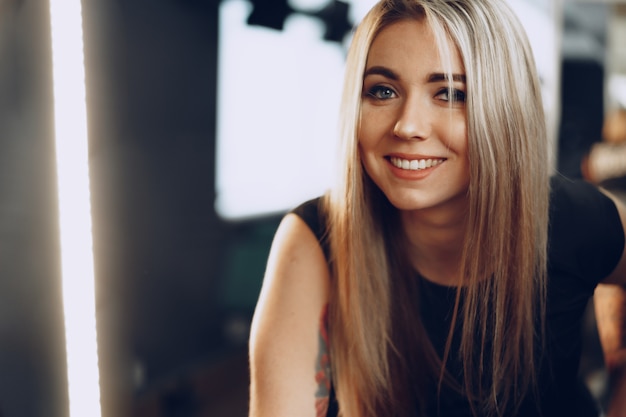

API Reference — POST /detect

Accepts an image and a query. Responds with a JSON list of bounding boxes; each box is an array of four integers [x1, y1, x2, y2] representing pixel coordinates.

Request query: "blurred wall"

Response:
[[0, 0, 275, 416], [82, 0, 266, 415], [0, 1, 68, 416]]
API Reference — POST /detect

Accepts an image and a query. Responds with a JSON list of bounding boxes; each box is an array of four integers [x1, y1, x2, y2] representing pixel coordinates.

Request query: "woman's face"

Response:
[[359, 19, 469, 216]]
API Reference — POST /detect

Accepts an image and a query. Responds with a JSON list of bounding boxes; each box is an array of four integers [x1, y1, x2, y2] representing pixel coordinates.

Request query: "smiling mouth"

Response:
[[389, 156, 446, 171]]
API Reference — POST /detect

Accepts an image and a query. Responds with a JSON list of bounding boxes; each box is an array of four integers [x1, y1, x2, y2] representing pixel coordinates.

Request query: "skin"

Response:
[[359, 19, 469, 285], [248, 214, 330, 417], [595, 283, 626, 417], [314, 305, 331, 416], [595, 193, 626, 417]]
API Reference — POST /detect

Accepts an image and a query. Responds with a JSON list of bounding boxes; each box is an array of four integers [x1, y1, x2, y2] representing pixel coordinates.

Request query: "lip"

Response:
[[384, 153, 446, 180]]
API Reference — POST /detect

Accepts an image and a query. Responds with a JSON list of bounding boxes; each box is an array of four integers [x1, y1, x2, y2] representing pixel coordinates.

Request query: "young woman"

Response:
[[248, 1, 626, 416]]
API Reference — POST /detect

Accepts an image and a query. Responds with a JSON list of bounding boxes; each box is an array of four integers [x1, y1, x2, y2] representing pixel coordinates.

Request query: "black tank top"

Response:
[[291, 176, 624, 417]]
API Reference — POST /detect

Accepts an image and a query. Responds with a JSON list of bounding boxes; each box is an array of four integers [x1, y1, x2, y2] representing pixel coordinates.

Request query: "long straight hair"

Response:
[[323, 1, 550, 416]]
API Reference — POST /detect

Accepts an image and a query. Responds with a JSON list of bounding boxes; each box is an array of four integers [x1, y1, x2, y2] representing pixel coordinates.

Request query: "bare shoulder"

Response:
[[251, 213, 330, 320], [249, 213, 331, 417]]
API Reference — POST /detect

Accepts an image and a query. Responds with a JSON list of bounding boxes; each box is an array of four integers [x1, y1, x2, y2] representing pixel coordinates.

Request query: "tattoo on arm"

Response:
[[315, 304, 331, 417]]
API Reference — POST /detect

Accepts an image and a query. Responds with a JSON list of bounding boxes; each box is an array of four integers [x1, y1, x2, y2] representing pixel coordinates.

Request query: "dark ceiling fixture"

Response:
[[245, 0, 353, 43], [304, 0, 352, 43], [246, 0, 294, 31]]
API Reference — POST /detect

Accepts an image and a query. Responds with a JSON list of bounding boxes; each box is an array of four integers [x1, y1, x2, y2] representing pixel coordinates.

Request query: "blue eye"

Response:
[[437, 88, 466, 103], [366, 85, 396, 100]]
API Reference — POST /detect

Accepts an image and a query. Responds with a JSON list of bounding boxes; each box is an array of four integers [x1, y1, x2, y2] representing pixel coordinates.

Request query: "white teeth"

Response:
[[390, 157, 444, 171]]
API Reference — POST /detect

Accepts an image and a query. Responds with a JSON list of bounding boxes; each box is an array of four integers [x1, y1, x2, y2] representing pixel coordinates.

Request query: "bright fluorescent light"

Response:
[[48, 1, 102, 416], [215, 0, 343, 219]]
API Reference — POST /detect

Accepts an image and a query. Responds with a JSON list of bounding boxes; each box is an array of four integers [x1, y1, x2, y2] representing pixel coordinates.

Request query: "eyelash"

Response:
[[437, 88, 466, 103], [365, 85, 466, 103], [366, 85, 396, 100]]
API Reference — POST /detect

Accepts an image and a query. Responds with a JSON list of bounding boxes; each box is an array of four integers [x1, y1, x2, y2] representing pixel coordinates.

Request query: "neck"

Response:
[[400, 205, 468, 286]]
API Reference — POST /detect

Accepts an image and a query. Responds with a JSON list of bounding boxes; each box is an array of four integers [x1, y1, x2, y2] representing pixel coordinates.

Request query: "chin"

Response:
[[381, 192, 428, 211], [382, 188, 469, 214]]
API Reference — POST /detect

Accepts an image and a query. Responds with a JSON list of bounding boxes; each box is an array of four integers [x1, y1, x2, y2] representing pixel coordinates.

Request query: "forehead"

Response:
[[366, 19, 463, 74]]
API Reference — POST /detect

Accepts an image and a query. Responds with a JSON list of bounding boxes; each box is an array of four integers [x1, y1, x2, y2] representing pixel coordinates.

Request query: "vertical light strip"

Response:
[[48, 1, 102, 417]]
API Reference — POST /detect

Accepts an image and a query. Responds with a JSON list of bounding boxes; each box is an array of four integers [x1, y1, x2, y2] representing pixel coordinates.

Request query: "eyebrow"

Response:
[[363, 66, 466, 83], [428, 73, 466, 83], [363, 66, 398, 80]]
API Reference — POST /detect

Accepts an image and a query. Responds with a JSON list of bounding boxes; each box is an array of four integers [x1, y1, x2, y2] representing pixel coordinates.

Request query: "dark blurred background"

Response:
[[0, 0, 624, 416]]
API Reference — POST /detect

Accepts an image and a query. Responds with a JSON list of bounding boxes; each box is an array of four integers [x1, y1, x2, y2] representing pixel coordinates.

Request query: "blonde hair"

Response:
[[324, 1, 550, 416]]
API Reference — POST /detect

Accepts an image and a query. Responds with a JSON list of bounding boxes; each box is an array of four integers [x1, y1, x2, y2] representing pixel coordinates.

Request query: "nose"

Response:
[[392, 96, 431, 141]]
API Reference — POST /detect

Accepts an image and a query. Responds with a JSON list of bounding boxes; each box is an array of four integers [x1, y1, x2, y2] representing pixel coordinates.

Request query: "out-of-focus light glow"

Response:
[[49, 1, 101, 417], [609, 74, 626, 109], [288, 0, 328, 12], [216, 0, 345, 219]]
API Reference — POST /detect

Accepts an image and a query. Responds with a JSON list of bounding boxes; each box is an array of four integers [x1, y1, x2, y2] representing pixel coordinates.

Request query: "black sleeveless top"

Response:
[[291, 176, 625, 417]]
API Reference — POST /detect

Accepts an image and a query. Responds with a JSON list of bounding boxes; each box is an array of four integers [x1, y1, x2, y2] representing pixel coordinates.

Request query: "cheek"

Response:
[[358, 111, 387, 149], [357, 120, 374, 152], [447, 121, 468, 154], [357, 143, 377, 180], [357, 135, 384, 185], [357, 142, 371, 171]]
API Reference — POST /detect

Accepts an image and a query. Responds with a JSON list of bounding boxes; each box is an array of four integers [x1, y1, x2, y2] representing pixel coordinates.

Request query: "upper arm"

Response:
[[600, 191, 626, 285], [249, 213, 331, 417], [593, 193, 626, 415]]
